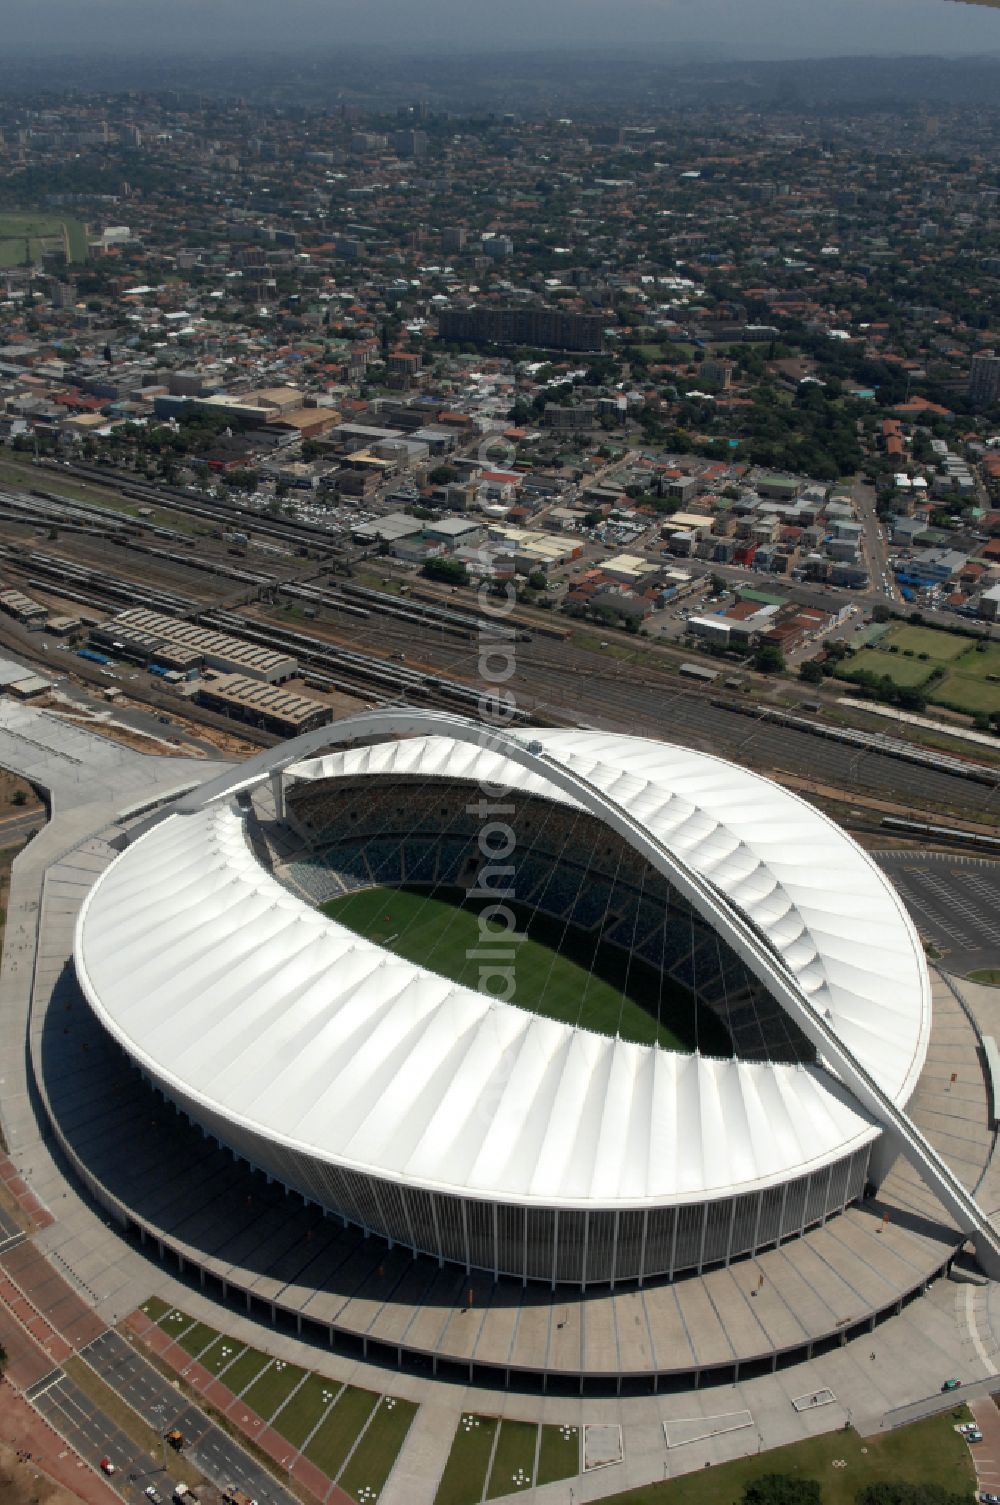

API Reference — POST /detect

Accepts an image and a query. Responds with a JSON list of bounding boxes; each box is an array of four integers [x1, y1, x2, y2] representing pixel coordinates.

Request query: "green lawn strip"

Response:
[[139, 1295, 172, 1322], [304, 1385, 380, 1480], [240, 1358, 307, 1422], [319, 884, 723, 1054], [952, 641, 1000, 678], [885, 624, 969, 661], [433, 1414, 499, 1505], [968, 969, 1000, 985], [605, 1410, 973, 1505], [219, 1346, 273, 1398], [338, 1396, 418, 1501], [174, 1320, 223, 1360], [844, 649, 934, 688], [0, 213, 87, 266], [271, 1372, 344, 1449], [196, 1334, 247, 1377], [485, 1419, 538, 1498], [535, 1422, 580, 1486], [157, 1306, 202, 1343], [933, 669, 1000, 716]]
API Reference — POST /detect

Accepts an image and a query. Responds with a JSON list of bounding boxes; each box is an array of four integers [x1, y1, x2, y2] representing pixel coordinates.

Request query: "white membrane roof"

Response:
[[73, 729, 931, 1208]]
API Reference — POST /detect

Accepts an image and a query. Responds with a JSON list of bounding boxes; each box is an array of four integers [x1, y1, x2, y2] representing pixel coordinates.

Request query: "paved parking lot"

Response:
[[29, 1369, 163, 1504], [876, 853, 1000, 977], [0, 1200, 24, 1254], [82, 1330, 295, 1505], [970, 1397, 1000, 1498]]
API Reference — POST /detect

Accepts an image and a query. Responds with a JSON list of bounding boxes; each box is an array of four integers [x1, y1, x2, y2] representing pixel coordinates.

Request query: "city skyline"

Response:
[[3, 0, 1000, 59]]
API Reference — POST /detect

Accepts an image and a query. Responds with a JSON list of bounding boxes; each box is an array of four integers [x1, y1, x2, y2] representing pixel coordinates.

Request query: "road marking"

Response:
[[26, 1370, 67, 1402]]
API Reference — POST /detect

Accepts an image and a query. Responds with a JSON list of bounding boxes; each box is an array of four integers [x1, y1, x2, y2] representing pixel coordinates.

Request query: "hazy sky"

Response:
[[3, 0, 1000, 59]]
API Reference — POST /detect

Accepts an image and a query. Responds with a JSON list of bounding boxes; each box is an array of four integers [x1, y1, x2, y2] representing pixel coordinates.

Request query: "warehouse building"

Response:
[[0, 588, 48, 627], [193, 674, 331, 735], [91, 609, 297, 682]]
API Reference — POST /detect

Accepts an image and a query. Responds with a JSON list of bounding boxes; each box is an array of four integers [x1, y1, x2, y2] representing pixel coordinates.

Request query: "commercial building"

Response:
[[437, 305, 606, 353], [602, 553, 659, 586], [423, 518, 486, 550], [487, 524, 582, 573], [352, 512, 424, 546], [969, 350, 1000, 407]]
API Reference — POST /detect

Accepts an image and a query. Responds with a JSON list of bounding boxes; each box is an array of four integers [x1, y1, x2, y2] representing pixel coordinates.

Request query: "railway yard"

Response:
[[2, 458, 1000, 841]]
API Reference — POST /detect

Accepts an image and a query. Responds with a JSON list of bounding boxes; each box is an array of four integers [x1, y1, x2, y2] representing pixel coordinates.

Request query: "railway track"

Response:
[[4, 467, 999, 822]]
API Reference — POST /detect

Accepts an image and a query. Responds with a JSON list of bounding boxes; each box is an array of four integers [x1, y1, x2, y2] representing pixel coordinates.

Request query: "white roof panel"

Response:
[[73, 728, 931, 1209]]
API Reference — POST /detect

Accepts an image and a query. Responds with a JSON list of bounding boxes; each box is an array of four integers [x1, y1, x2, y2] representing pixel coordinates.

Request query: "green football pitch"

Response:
[[320, 884, 730, 1052], [0, 211, 88, 266]]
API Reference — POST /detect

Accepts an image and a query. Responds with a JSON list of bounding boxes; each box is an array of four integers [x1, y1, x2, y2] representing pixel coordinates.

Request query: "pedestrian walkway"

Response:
[[0, 1152, 54, 1233]]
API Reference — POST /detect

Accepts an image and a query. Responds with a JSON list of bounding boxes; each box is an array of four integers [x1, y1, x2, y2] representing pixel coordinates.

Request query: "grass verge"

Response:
[[486, 1419, 537, 1498], [606, 1409, 974, 1505], [536, 1422, 579, 1486], [139, 1296, 172, 1323], [303, 1385, 380, 1481], [433, 1414, 498, 1505], [337, 1396, 418, 1500], [271, 1373, 342, 1449], [240, 1360, 307, 1423]]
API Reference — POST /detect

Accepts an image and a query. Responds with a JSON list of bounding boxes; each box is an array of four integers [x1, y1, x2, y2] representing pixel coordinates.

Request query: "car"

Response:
[[978, 1492, 1000, 1503], [966, 1429, 984, 1443], [942, 1377, 962, 1391], [99, 1458, 115, 1475], [144, 1489, 164, 1504]]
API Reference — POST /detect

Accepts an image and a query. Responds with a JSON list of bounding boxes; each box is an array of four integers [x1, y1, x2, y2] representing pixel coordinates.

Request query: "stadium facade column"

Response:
[[866, 1129, 900, 1192], [270, 770, 286, 819]]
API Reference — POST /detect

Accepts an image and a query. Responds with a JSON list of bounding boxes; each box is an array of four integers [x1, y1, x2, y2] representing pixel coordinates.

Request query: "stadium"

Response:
[[72, 710, 997, 1292]]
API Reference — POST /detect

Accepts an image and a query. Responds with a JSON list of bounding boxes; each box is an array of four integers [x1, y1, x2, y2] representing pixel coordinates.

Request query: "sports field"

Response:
[[0, 211, 88, 266], [844, 648, 933, 688], [843, 619, 1000, 717], [320, 884, 728, 1052], [883, 623, 968, 660]]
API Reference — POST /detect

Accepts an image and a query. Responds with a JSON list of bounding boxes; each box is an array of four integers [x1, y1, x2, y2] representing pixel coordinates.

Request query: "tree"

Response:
[[424, 556, 468, 586], [799, 660, 824, 685], [754, 643, 786, 674], [856, 1485, 972, 1505], [527, 570, 547, 591], [896, 685, 927, 712], [429, 464, 459, 485], [741, 1475, 821, 1505]]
